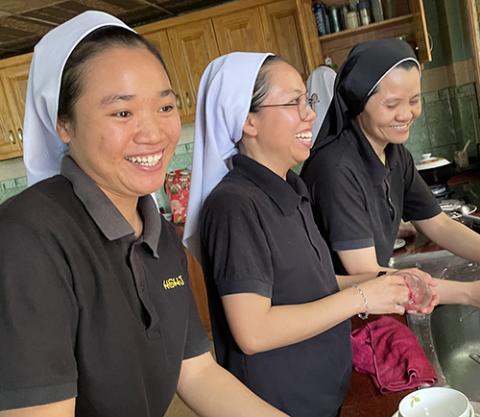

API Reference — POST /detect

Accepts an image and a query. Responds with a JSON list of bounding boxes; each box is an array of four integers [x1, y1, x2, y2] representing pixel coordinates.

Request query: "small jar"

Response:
[[357, 1, 371, 26], [345, 10, 359, 29]]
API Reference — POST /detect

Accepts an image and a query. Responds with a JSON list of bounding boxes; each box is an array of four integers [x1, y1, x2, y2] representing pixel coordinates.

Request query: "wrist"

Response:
[[351, 284, 369, 319], [462, 282, 474, 305]]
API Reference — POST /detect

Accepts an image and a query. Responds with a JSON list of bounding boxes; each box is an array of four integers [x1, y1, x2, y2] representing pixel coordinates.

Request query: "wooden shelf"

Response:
[[318, 14, 413, 43]]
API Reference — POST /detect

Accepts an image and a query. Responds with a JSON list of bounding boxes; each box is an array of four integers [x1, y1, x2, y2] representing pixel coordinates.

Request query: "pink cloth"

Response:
[[351, 316, 437, 394]]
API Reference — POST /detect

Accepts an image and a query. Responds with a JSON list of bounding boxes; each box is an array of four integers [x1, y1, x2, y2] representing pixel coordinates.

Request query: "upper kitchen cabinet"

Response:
[[313, 0, 431, 67], [141, 19, 220, 122], [166, 20, 220, 121], [212, 0, 317, 80], [0, 54, 30, 161], [213, 7, 269, 53], [143, 30, 192, 119], [261, 0, 313, 80], [138, 0, 320, 122]]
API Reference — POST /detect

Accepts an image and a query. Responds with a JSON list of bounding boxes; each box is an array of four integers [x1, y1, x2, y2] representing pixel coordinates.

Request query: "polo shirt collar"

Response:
[[60, 156, 160, 257], [351, 121, 399, 185], [232, 154, 309, 216]]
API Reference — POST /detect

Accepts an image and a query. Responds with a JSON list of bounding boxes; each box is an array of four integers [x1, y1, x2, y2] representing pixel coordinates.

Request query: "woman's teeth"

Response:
[[296, 131, 313, 142], [391, 124, 409, 130], [126, 153, 162, 167]]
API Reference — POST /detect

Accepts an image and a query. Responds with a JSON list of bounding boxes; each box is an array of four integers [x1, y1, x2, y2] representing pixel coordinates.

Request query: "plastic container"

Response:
[[400, 272, 433, 310]]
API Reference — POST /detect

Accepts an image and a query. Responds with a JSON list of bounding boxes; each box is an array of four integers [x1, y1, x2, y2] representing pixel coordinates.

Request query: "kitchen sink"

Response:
[[389, 251, 480, 407]]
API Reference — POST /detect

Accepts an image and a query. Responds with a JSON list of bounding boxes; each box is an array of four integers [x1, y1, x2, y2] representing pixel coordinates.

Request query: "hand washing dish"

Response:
[[400, 271, 432, 310]]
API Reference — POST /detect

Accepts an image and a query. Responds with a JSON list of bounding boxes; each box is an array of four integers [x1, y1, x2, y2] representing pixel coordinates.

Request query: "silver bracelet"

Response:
[[352, 284, 369, 320]]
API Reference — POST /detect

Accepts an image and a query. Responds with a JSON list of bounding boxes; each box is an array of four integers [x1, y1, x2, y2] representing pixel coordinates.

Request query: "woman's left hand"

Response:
[[391, 268, 440, 314]]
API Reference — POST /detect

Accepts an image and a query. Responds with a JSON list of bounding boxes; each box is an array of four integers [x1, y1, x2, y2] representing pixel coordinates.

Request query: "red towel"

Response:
[[351, 316, 437, 394]]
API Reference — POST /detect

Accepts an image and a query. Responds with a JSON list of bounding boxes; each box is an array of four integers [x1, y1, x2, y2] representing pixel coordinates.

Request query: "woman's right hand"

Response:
[[355, 275, 410, 315]]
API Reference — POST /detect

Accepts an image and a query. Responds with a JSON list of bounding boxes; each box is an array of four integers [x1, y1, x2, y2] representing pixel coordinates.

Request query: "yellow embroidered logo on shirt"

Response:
[[163, 275, 185, 290]]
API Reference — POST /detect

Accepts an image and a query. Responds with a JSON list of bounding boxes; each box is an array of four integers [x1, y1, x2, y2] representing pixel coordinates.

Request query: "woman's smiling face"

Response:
[[357, 66, 421, 151], [57, 45, 181, 203], [243, 60, 316, 178]]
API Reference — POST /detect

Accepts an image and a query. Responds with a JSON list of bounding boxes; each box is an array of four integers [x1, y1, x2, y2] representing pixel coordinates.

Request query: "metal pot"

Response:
[[416, 157, 454, 185]]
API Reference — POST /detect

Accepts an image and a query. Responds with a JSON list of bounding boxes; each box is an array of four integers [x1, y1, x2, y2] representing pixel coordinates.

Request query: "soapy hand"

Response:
[[392, 268, 439, 314]]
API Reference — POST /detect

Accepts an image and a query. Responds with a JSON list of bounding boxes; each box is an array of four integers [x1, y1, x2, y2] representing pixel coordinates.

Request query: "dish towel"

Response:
[[351, 316, 437, 394]]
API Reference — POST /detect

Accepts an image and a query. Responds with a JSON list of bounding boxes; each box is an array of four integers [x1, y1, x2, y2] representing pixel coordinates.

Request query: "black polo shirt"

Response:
[[301, 125, 441, 273], [0, 156, 209, 416], [200, 154, 351, 417]]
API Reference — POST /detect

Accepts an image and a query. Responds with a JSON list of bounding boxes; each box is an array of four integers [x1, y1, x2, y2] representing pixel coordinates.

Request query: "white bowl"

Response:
[[399, 387, 471, 417]]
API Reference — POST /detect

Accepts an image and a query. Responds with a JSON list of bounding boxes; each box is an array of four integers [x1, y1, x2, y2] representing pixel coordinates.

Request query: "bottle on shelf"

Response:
[[382, 0, 396, 19], [370, 0, 384, 22], [329, 5, 341, 33], [313, 1, 328, 35], [358, 1, 371, 26], [345, 10, 360, 29]]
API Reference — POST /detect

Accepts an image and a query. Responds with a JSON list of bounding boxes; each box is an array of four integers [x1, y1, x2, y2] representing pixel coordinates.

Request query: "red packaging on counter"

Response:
[[164, 169, 191, 224]]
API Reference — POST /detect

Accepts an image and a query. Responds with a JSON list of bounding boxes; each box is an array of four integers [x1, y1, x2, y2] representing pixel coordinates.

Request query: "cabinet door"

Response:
[[167, 20, 220, 119], [143, 30, 189, 118], [261, 0, 309, 80], [0, 87, 21, 160], [409, 0, 432, 63], [2, 58, 30, 148], [213, 8, 269, 54]]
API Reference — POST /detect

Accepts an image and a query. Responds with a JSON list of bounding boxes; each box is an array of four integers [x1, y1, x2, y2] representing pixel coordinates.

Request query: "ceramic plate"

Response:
[[392, 403, 476, 417], [394, 238, 406, 250], [415, 157, 451, 171]]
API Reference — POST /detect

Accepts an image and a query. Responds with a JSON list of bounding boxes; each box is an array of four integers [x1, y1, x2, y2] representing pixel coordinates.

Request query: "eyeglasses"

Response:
[[257, 92, 319, 121]]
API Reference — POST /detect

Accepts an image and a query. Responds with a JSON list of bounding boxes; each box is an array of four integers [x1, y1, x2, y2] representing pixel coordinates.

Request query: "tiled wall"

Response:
[[406, 83, 480, 162], [0, 176, 27, 204]]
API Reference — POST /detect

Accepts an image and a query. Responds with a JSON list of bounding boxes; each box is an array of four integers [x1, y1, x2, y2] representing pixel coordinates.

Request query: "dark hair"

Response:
[[368, 59, 420, 98], [249, 55, 287, 112], [57, 26, 167, 123]]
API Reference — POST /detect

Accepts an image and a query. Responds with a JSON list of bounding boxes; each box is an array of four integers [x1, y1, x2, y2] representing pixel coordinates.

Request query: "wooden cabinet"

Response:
[[184, 248, 211, 335], [166, 20, 220, 121], [213, 8, 269, 54], [261, 0, 311, 80], [0, 54, 30, 161], [143, 30, 191, 119], [143, 20, 220, 122], [312, 0, 431, 67], [139, 0, 318, 123], [205, 1, 316, 81]]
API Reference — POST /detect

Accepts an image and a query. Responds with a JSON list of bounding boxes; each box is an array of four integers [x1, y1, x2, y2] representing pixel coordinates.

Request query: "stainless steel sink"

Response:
[[389, 250, 480, 408]]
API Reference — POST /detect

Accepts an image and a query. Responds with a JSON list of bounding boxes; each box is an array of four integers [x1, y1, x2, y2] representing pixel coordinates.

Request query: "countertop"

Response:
[[340, 169, 480, 417]]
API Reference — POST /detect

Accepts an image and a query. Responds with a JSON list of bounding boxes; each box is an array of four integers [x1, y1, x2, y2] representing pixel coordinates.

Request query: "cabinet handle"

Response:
[[185, 92, 192, 108], [8, 130, 16, 144], [176, 94, 183, 110], [17, 128, 23, 144]]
